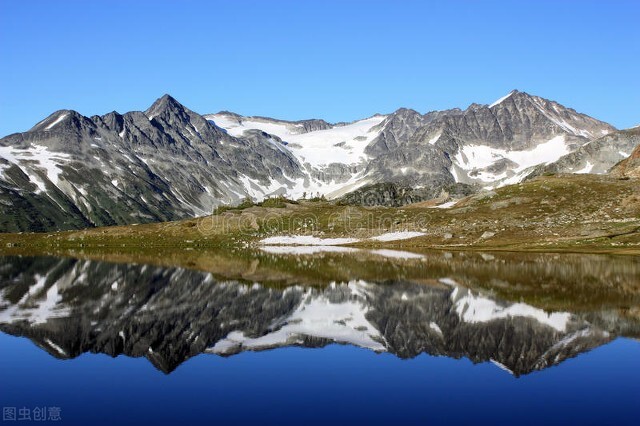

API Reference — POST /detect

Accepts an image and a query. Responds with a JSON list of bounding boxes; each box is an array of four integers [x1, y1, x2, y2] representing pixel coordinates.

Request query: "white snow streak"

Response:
[[430, 200, 457, 209], [44, 113, 68, 130], [489, 90, 516, 108], [369, 231, 425, 242], [574, 161, 594, 174]]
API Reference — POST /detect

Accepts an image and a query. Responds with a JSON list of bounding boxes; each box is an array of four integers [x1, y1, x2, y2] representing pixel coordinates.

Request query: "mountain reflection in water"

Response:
[[0, 250, 638, 377]]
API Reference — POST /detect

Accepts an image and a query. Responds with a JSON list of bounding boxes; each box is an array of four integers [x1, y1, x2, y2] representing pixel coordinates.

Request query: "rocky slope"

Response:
[[0, 95, 305, 231], [611, 130, 640, 178], [211, 90, 619, 207], [528, 126, 640, 178], [0, 91, 624, 231], [363, 90, 616, 190], [2, 173, 638, 255]]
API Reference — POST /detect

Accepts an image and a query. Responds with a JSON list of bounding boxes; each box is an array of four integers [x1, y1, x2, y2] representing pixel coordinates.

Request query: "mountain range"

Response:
[[0, 91, 637, 232]]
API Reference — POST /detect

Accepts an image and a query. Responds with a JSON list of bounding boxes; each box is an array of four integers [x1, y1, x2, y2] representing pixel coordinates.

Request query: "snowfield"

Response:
[[207, 113, 387, 168], [259, 231, 426, 246], [205, 112, 387, 201], [0, 144, 70, 193], [369, 231, 426, 242], [451, 135, 570, 187]]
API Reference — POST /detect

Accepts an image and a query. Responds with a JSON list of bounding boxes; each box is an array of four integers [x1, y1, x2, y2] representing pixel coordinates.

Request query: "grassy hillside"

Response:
[[0, 174, 638, 255]]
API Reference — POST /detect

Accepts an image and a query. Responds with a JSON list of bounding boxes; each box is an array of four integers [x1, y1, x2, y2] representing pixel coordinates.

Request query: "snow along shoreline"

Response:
[[259, 231, 426, 246]]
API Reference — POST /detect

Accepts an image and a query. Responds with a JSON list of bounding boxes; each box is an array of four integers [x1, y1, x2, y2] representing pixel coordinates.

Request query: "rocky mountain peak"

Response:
[[392, 107, 422, 117], [29, 109, 86, 133], [485, 89, 518, 108], [96, 111, 125, 133], [145, 94, 188, 120]]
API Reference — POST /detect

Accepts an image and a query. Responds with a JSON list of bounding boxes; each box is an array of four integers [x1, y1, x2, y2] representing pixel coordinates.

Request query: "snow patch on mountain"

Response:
[[370, 231, 425, 242], [280, 171, 371, 201], [574, 161, 594, 174], [209, 115, 297, 139], [451, 135, 569, 186], [428, 131, 442, 145], [208, 113, 387, 168], [489, 90, 516, 108], [455, 135, 568, 174], [0, 144, 71, 192], [45, 113, 69, 130], [490, 359, 514, 374], [238, 174, 284, 199], [260, 231, 426, 247], [430, 200, 458, 209]]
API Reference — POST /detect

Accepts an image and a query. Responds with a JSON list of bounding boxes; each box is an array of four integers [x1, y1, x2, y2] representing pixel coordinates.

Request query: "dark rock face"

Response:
[[0, 96, 305, 232], [358, 90, 616, 195], [0, 91, 621, 230], [364, 108, 427, 157], [1, 255, 635, 376], [338, 182, 474, 207]]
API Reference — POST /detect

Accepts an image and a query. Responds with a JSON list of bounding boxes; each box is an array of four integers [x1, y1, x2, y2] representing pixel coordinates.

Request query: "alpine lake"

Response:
[[1, 247, 639, 425]]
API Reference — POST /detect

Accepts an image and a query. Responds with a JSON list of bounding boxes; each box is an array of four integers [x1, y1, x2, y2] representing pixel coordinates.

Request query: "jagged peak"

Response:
[[385, 108, 422, 121], [488, 89, 521, 108], [30, 109, 83, 132], [145, 94, 188, 119], [480, 89, 616, 137], [96, 110, 124, 122], [392, 107, 421, 115]]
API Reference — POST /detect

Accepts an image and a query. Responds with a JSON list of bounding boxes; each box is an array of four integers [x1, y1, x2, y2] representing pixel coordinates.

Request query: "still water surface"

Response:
[[1, 250, 639, 425]]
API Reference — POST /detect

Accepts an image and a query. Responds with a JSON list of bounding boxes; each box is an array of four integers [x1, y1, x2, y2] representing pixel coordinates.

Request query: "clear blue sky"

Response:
[[1, 0, 638, 136]]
